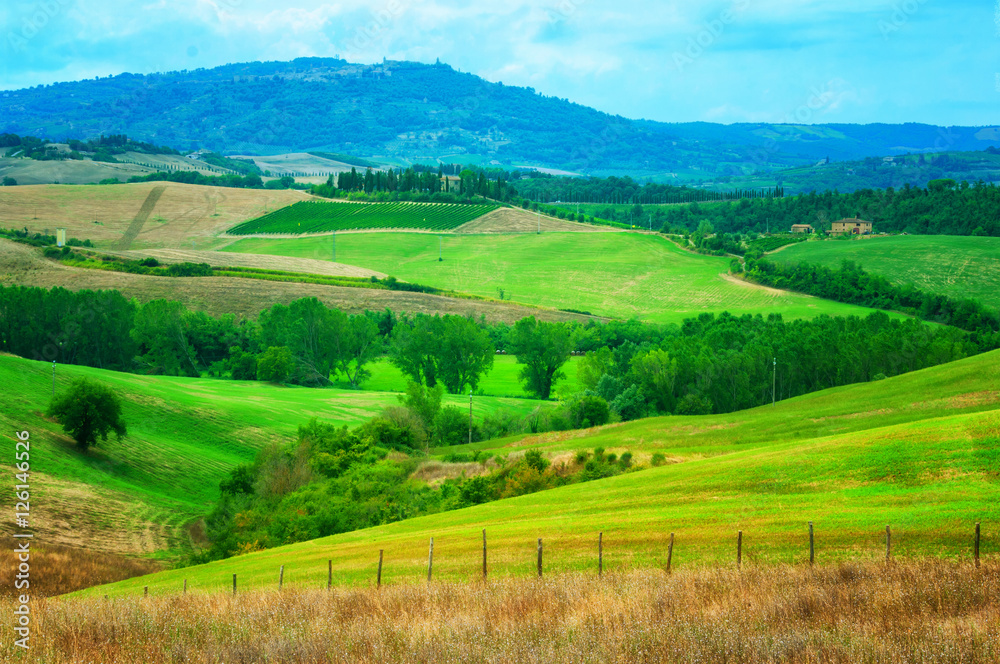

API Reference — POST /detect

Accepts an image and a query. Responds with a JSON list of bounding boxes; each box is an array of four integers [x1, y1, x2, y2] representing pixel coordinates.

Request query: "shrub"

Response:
[[569, 394, 610, 428], [618, 452, 633, 469], [434, 405, 469, 446], [610, 384, 647, 421], [256, 346, 295, 383], [523, 449, 550, 473], [676, 393, 713, 415], [480, 409, 524, 440], [651, 453, 666, 467]]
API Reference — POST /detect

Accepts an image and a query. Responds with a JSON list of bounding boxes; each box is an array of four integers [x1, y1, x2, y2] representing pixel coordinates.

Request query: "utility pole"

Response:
[[51, 360, 56, 399], [772, 357, 777, 406], [468, 390, 473, 445]]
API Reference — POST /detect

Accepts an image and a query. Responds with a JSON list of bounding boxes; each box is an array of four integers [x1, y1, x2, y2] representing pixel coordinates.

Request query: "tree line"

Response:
[[739, 257, 1000, 336], [658, 180, 1000, 237], [2, 284, 994, 423]]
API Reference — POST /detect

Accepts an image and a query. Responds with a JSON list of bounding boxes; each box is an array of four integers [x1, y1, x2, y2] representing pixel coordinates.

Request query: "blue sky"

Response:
[[1, 0, 998, 125]]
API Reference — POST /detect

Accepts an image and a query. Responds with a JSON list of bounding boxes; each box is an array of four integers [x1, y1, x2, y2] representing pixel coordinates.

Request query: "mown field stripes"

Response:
[[229, 201, 501, 235]]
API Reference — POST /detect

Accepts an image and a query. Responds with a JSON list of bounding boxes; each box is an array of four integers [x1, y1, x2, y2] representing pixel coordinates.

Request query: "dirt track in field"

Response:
[[0, 182, 310, 249], [0, 239, 599, 323], [95, 248, 386, 279]]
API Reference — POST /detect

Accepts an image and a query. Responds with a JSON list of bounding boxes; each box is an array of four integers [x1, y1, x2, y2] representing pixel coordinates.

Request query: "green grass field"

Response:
[[77, 349, 1000, 596], [775, 235, 1000, 309], [355, 355, 582, 397], [0, 356, 550, 559], [225, 232, 896, 324], [229, 201, 500, 234]]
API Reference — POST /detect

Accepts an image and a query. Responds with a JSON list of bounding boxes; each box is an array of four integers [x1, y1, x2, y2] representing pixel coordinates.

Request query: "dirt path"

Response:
[[719, 272, 796, 296]]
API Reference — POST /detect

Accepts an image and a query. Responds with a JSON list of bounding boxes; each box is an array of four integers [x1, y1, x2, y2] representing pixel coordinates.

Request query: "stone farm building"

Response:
[[830, 218, 873, 235], [791, 224, 814, 233]]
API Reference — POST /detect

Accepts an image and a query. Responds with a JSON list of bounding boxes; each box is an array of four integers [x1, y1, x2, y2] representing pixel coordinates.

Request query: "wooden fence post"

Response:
[[183, 579, 187, 595], [377, 549, 384, 588], [232, 573, 237, 595], [885, 525, 891, 563], [809, 522, 815, 566], [144, 586, 148, 598], [975, 522, 981, 569], [279, 565, 284, 590], [537, 538, 543, 578], [328, 560, 332, 590], [483, 529, 488, 580], [598, 532, 603, 577], [428, 538, 434, 582], [737, 531, 743, 570], [667, 533, 674, 574]]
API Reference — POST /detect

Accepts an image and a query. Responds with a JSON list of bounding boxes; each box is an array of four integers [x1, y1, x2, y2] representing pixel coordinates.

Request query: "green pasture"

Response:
[[0, 356, 550, 557], [353, 355, 582, 398], [775, 235, 1000, 309], [77, 350, 1000, 596], [225, 232, 895, 324]]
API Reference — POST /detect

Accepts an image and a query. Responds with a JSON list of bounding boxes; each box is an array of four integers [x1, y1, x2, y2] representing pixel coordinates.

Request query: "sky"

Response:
[[1, 0, 998, 126]]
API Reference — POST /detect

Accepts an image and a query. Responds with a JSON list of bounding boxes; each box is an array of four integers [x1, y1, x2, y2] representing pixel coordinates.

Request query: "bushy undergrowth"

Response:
[[196, 393, 633, 563]]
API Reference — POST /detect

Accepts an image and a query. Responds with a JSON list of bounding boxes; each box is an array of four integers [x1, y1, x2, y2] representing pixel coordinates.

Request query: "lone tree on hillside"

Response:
[[47, 378, 127, 451], [508, 317, 572, 400]]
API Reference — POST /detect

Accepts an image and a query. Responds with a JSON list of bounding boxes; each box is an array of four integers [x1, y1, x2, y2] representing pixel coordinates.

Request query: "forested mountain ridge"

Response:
[[3, 57, 999, 177]]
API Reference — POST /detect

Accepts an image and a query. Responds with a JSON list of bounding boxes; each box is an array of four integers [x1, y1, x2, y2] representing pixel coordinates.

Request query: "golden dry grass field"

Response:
[[0, 182, 310, 249], [3, 562, 997, 662]]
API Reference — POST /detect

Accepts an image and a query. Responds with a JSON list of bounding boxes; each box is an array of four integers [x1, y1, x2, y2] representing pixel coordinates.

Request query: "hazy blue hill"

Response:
[[3, 57, 999, 176]]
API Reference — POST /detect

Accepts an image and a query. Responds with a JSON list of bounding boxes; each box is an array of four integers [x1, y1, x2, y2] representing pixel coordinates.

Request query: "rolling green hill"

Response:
[[77, 349, 1000, 596], [0, 355, 548, 560], [774, 236, 1000, 309], [225, 232, 905, 324]]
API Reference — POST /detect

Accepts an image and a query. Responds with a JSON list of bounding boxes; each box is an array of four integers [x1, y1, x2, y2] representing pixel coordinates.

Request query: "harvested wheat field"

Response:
[[96, 247, 386, 279], [8, 562, 998, 662], [0, 239, 593, 323], [0, 182, 310, 249], [454, 206, 620, 234]]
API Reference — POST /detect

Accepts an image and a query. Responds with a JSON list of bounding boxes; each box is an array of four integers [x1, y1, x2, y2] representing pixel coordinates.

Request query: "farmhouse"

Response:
[[791, 224, 814, 234], [830, 218, 873, 235], [440, 175, 462, 192]]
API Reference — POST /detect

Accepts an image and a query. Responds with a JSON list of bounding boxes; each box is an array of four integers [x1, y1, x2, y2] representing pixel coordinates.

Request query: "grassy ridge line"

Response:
[[774, 235, 1000, 309], [75, 350, 1000, 596], [225, 231, 916, 324]]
